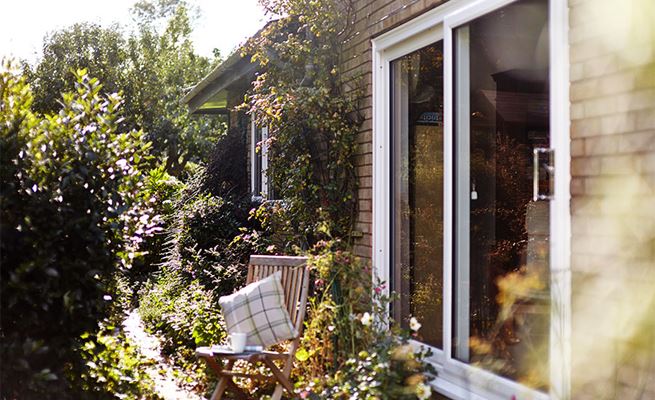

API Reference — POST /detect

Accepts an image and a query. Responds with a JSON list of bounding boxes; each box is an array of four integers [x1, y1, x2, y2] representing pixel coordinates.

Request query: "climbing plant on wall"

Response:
[[244, 0, 362, 248]]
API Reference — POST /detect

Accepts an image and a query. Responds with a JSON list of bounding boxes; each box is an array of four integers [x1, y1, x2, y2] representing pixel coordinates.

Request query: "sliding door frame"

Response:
[[371, 0, 571, 398]]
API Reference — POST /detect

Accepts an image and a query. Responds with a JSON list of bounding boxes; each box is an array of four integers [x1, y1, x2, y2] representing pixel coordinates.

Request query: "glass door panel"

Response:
[[453, 0, 551, 389], [390, 42, 444, 348]]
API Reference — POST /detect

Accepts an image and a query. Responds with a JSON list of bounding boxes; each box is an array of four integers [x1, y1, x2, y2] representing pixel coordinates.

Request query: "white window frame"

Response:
[[250, 118, 270, 200], [371, 0, 571, 399]]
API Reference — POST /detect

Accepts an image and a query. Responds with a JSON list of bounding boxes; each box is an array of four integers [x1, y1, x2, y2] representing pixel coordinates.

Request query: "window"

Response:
[[390, 42, 445, 348], [372, 0, 570, 399], [452, 0, 551, 387], [251, 119, 274, 199]]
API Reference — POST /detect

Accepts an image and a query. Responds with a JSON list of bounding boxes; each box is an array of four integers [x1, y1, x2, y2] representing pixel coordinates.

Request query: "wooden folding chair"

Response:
[[196, 255, 310, 400]]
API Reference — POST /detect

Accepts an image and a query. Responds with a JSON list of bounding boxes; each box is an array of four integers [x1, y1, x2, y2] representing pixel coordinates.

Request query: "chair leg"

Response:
[[262, 358, 295, 396], [271, 384, 285, 400], [210, 377, 228, 400], [203, 358, 249, 400]]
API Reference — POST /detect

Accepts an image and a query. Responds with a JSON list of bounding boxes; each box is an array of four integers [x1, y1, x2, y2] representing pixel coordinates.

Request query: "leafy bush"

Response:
[[74, 323, 159, 399], [121, 166, 183, 294], [136, 163, 271, 388], [0, 63, 150, 398], [295, 240, 435, 399], [138, 268, 224, 373], [204, 126, 248, 198], [162, 166, 268, 293], [296, 237, 372, 378], [244, 0, 363, 245], [303, 341, 434, 400]]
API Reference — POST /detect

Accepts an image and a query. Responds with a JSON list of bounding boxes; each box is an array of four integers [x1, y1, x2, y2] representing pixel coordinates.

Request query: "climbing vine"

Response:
[[244, 0, 362, 248]]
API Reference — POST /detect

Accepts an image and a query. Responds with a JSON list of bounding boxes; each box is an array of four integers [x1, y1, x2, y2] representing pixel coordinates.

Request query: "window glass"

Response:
[[453, 0, 550, 389], [390, 42, 444, 348], [253, 124, 263, 196]]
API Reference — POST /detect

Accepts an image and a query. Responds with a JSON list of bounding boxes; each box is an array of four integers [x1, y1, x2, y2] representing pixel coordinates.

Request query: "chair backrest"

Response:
[[247, 255, 310, 335]]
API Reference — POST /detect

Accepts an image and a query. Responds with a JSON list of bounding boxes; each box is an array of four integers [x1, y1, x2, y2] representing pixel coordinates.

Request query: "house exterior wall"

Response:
[[567, 0, 655, 398], [220, 1, 654, 396], [344, 0, 450, 259], [341, 0, 655, 397]]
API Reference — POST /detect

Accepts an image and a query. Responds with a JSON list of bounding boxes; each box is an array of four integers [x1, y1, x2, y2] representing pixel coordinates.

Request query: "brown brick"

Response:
[[600, 112, 638, 136], [600, 155, 638, 175], [618, 131, 655, 153], [358, 188, 372, 200], [636, 108, 655, 130], [572, 138, 585, 156], [571, 102, 585, 120], [353, 244, 372, 259], [570, 62, 585, 82], [572, 157, 601, 176], [585, 136, 619, 155], [571, 177, 585, 195], [355, 222, 370, 234], [571, 118, 601, 138]]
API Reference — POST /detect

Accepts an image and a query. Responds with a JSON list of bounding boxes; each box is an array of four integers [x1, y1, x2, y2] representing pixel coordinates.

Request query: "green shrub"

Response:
[[162, 166, 267, 293], [121, 166, 183, 295], [138, 268, 224, 364], [303, 341, 434, 400], [296, 241, 435, 399], [0, 63, 151, 398], [74, 323, 159, 399]]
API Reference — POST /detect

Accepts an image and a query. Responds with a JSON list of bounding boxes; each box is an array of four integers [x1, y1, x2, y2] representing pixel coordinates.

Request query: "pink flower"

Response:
[[300, 391, 310, 399]]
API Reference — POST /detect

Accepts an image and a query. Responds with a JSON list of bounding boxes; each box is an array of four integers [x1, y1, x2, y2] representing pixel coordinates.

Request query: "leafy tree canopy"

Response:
[[24, 0, 224, 176]]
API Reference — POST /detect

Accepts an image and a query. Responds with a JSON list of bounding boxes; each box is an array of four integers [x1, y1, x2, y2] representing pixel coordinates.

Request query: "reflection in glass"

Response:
[[253, 125, 263, 195], [453, 0, 550, 389], [391, 42, 444, 348]]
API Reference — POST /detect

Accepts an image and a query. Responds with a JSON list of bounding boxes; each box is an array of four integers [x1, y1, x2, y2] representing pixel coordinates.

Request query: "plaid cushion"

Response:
[[218, 271, 297, 348]]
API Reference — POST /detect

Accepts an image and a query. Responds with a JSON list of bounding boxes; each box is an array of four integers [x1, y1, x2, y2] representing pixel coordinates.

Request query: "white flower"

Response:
[[415, 382, 432, 400], [409, 317, 422, 332], [361, 312, 373, 327]]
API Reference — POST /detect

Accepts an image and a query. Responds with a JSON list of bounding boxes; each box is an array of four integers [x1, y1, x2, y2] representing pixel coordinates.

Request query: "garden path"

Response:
[[123, 310, 203, 400]]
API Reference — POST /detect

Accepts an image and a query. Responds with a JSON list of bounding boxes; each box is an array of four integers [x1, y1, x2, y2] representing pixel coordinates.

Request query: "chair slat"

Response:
[[290, 267, 300, 322], [246, 255, 309, 327]]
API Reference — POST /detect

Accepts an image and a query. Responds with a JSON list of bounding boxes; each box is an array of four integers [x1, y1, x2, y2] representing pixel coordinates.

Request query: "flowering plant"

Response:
[[297, 245, 436, 399]]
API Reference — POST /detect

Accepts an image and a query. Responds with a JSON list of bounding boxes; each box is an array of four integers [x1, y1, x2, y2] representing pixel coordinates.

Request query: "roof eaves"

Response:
[[180, 19, 279, 113]]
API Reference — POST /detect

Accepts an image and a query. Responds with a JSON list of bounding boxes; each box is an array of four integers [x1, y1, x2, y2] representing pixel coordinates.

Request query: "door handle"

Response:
[[533, 148, 554, 201]]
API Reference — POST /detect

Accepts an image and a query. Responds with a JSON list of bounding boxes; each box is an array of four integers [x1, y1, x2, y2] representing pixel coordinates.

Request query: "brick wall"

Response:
[[568, 0, 655, 398], [343, 0, 655, 397]]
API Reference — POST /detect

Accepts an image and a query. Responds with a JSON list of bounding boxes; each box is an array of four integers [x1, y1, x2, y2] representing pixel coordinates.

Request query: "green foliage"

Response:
[[294, 240, 435, 399], [0, 62, 151, 398], [245, 0, 362, 246], [203, 126, 249, 198], [298, 238, 372, 376], [24, 0, 223, 176], [294, 243, 433, 399], [163, 167, 263, 291], [120, 166, 183, 292], [138, 269, 224, 358], [303, 342, 434, 400], [74, 323, 159, 399], [26, 23, 129, 116], [127, 0, 223, 175], [137, 165, 269, 376]]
